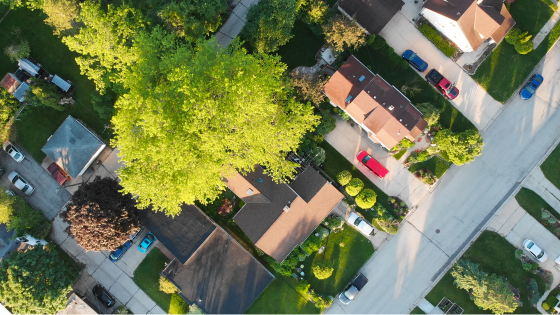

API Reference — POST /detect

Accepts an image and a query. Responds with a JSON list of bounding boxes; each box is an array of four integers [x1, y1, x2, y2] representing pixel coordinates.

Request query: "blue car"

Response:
[[402, 49, 428, 72], [138, 232, 156, 253], [109, 240, 132, 262], [520, 74, 544, 100]]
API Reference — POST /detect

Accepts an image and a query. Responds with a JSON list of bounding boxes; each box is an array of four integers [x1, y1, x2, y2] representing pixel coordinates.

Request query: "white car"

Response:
[[8, 171, 35, 195], [523, 239, 548, 262], [4, 142, 24, 162], [348, 212, 375, 236]]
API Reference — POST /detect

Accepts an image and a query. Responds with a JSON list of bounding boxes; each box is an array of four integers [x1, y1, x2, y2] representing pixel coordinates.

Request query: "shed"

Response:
[[18, 58, 41, 77], [0, 73, 21, 93], [12, 82, 29, 102], [51, 75, 71, 92]]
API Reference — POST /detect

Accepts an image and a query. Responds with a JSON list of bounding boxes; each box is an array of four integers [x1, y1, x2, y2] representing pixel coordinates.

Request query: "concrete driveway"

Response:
[[0, 142, 71, 220], [379, 12, 503, 131]]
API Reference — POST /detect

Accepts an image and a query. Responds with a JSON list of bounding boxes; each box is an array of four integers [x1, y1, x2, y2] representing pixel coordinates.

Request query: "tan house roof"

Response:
[[0, 73, 21, 94]]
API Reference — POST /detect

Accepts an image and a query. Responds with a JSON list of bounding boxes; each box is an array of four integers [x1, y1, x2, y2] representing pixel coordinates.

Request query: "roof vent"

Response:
[[388, 105, 394, 110], [405, 124, 408, 126], [367, 90, 370, 93], [400, 105, 404, 108], [346, 95, 353, 103], [247, 188, 253, 195], [382, 102, 386, 105], [359, 75, 366, 82], [257, 178, 263, 183], [283, 201, 292, 212], [69, 137, 76, 145], [399, 119, 403, 122]]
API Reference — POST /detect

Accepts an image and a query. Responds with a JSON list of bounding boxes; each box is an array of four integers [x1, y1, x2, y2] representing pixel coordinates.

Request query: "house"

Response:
[[41, 116, 106, 179], [323, 56, 428, 149], [225, 165, 344, 262], [337, 0, 404, 35], [139, 205, 273, 314], [421, 0, 515, 52]]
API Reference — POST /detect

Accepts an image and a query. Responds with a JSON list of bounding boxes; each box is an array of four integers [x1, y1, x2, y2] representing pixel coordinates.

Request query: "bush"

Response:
[[314, 295, 333, 308], [505, 28, 521, 44], [366, 34, 376, 45], [4, 40, 30, 63], [418, 24, 456, 57], [383, 45, 394, 56], [324, 215, 344, 230], [301, 233, 322, 255], [526, 278, 540, 305], [417, 150, 431, 162], [345, 178, 364, 196], [355, 188, 377, 209], [316, 110, 336, 135], [312, 260, 334, 279], [514, 37, 534, 55], [336, 170, 352, 186], [90, 91, 115, 120], [371, 35, 387, 50], [543, 302, 550, 310], [401, 138, 415, 149], [159, 276, 178, 294]]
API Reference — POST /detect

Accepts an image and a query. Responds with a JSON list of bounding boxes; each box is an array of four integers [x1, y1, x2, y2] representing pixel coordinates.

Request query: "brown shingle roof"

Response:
[[474, 5, 502, 38], [337, 0, 404, 35], [0, 73, 21, 94], [490, 4, 515, 44], [323, 56, 374, 109]]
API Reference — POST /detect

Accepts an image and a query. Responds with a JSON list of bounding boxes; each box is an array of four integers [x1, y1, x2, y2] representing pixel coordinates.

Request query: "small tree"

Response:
[[336, 170, 352, 186], [514, 34, 533, 54], [90, 90, 114, 119], [26, 78, 65, 111], [316, 110, 336, 135], [322, 15, 366, 52], [301, 233, 322, 255], [415, 102, 441, 126], [505, 28, 522, 44], [42, 0, 80, 35], [355, 188, 376, 209], [3, 40, 30, 63], [159, 276, 179, 294], [345, 178, 364, 196], [305, 0, 329, 25], [434, 129, 484, 165], [0, 190, 16, 224], [291, 71, 326, 106], [312, 260, 334, 279], [0, 89, 18, 142], [309, 146, 326, 165], [8, 198, 51, 239]]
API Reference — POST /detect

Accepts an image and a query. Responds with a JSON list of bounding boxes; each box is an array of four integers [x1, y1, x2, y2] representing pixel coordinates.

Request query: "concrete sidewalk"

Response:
[[533, 10, 560, 49], [379, 12, 503, 130], [524, 167, 560, 213], [215, 0, 259, 47]]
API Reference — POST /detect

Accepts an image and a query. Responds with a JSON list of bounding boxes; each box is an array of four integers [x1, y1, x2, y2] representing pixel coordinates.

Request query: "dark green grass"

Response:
[[245, 277, 320, 314], [515, 187, 560, 236], [471, 0, 555, 103], [133, 248, 189, 314], [425, 231, 545, 314], [411, 306, 426, 314], [392, 148, 408, 160], [0, 8, 110, 162], [277, 19, 324, 70], [540, 144, 560, 190], [301, 223, 374, 296], [353, 47, 475, 133], [408, 156, 451, 178]]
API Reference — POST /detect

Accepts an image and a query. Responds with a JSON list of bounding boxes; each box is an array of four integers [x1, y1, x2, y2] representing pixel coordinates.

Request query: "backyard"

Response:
[[425, 231, 545, 314], [540, 143, 560, 189], [133, 248, 189, 314], [245, 277, 320, 314], [471, 0, 558, 103], [277, 19, 324, 70]]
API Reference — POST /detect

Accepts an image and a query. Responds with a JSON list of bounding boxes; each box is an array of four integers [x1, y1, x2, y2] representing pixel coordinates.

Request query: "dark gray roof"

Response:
[[138, 205, 215, 264], [41, 116, 105, 178], [289, 167, 327, 203], [338, 0, 404, 34], [162, 228, 274, 314]]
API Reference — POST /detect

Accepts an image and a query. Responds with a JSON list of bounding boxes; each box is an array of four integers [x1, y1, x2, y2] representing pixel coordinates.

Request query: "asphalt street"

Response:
[[327, 36, 560, 314]]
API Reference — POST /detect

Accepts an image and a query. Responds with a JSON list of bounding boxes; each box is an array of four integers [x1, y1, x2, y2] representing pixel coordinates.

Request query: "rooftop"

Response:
[[338, 0, 404, 35]]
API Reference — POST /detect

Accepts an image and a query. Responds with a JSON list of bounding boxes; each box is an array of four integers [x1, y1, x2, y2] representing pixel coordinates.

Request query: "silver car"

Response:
[[8, 171, 35, 195], [4, 142, 24, 162], [523, 239, 548, 262]]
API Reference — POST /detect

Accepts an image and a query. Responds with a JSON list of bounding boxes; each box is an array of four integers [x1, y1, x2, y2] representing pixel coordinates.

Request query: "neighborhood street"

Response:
[[327, 35, 560, 314]]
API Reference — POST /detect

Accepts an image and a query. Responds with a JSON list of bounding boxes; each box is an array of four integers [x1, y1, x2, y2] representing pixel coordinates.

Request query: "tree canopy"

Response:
[[322, 15, 366, 52], [0, 190, 16, 224], [0, 246, 77, 314], [26, 78, 65, 111], [7, 198, 51, 239], [62, 176, 141, 251], [434, 129, 484, 165], [0, 89, 18, 142], [42, 0, 80, 35]]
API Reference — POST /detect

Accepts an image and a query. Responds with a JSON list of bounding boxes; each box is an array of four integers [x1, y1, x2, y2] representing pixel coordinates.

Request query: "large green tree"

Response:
[[8, 198, 51, 239], [0, 89, 19, 142], [112, 34, 319, 216], [241, 0, 297, 53], [322, 15, 366, 52], [26, 78, 65, 111], [42, 0, 80, 35], [0, 246, 78, 314], [0, 190, 16, 224], [434, 129, 484, 165]]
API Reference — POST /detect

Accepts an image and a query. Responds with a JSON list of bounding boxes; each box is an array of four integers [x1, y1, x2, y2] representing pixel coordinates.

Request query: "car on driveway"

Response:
[[357, 150, 389, 179], [92, 284, 115, 308], [348, 212, 375, 236], [109, 240, 132, 262], [4, 142, 24, 162], [523, 239, 548, 262], [47, 163, 71, 185], [138, 232, 156, 253], [8, 171, 35, 195], [425, 69, 459, 100], [402, 50, 428, 72], [339, 273, 369, 304], [520, 74, 543, 100]]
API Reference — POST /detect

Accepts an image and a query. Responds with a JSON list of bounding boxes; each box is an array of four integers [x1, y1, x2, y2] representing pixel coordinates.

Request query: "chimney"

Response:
[[388, 105, 394, 110]]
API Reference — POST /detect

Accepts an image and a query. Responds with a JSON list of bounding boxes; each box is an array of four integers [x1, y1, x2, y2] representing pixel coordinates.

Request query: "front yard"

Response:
[[408, 155, 452, 180], [245, 277, 320, 314], [515, 187, 560, 238], [540, 143, 560, 190], [425, 231, 545, 314]]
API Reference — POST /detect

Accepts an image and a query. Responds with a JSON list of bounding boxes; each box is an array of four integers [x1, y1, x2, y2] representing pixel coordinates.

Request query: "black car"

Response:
[[92, 284, 116, 308]]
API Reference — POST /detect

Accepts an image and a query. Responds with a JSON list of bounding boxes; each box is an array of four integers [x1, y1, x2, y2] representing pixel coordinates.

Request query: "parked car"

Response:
[[92, 284, 116, 308], [47, 162, 71, 185], [8, 171, 35, 195], [339, 273, 369, 304], [523, 239, 548, 262], [109, 240, 132, 262], [425, 69, 459, 100], [520, 74, 543, 100], [138, 232, 156, 253], [356, 150, 389, 179], [348, 212, 375, 236], [402, 50, 428, 72], [130, 226, 145, 241], [4, 142, 24, 162]]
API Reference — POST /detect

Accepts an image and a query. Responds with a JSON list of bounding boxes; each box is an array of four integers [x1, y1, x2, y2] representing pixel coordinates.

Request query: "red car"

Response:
[[48, 163, 71, 185], [356, 151, 389, 179]]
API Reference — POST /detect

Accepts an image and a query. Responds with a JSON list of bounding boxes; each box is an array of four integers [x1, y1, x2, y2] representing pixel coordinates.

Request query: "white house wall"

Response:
[[421, 8, 474, 52]]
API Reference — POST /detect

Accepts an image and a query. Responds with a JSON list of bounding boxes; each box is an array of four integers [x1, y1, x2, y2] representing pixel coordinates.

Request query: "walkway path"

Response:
[[215, 0, 258, 47], [524, 166, 560, 213], [533, 10, 560, 49]]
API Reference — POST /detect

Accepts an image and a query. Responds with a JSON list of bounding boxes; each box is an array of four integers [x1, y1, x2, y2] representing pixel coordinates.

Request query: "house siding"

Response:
[[421, 8, 474, 52]]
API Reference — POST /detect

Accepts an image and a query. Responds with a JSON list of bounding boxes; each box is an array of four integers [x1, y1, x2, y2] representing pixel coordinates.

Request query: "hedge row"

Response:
[[419, 23, 457, 57]]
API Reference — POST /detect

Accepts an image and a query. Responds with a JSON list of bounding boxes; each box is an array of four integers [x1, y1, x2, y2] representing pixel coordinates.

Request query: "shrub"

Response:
[[514, 35, 534, 54], [417, 150, 431, 162], [548, 216, 557, 224], [314, 295, 333, 308], [416, 102, 441, 126], [505, 28, 521, 44], [418, 24, 456, 57], [383, 45, 394, 56], [316, 110, 337, 135], [366, 34, 376, 45], [371, 35, 387, 50], [336, 170, 352, 186], [312, 260, 334, 279], [355, 189, 377, 209], [401, 138, 415, 149], [301, 233, 322, 255], [4, 40, 30, 63], [542, 211, 551, 220], [345, 178, 364, 196], [522, 262, 533, 271], [527, 278, 540, 305], [324, 215, 344, 230], [543, 302, 550, 310], [159, 276, 179, 294], [514, 249, 524, 260]]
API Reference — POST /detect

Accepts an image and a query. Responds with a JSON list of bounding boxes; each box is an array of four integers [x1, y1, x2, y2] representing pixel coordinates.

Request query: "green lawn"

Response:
[[133, 248, 189, 314], [540, 144, 560, 190], [277, 19, 324, 70], [301, 223, 374, 296], [471, 0, 555, 103], [0, 8, 110, 162], [245, 277, 320, 314], [425, 231, 545, 314], [393, 148, 407, 160], [408, 155, 451, 178], [354, 46, 475, 133], [411, 306, 426, 314], [515, 187, 560, 237]]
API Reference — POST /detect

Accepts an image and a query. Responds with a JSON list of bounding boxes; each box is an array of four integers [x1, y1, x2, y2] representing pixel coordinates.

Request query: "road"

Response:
[[327, 36, 560, 314]]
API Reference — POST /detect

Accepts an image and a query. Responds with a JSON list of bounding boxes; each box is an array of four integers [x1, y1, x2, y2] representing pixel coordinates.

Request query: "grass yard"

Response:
[[301, 223, 374, 296], [354, 46, 475, 133], [245, 277, 320, 314], [133, 248, 189, 314], [515, 187, 560, 236], [0, 8, 110, 162], [408, 155, 451, 178], [411, 306, 426, 314], [425, 231, 545, 314], [471, 0, 556, 103], [540, 144, 560, 190], [277, 19, 324, 70], [392, 148, 407, 160]]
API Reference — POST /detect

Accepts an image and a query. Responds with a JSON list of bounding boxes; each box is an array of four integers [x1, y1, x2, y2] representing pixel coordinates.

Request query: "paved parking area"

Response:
[[0, 142, 71, 220]]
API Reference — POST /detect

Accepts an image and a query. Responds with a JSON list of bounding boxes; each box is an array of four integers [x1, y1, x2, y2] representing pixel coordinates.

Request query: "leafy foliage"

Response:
[[0, 89, 18, 142], [336, 170, 352, 186], [0, 190, 16, 225], [301, 233, 322, 255], [90, 90, 114, 120], [372, 204, 399, 234], [42, 0, 79, 35], [159, 276, 179, 294], [418, 23, 456, 57], [312, 259, 334, 279], [316, 110, 336, 135], [416, 102, 441, 126], [505, 27, 534, 54], [3, 40, 30, 63], [26, 78, 65, 111], [0, 246, 77, 314], [241, 0, 297, 53], [264, 247, 305, 276], [526, 278, 540, 305], [62, 176, 141, 251], [355, 188, 376, 209], [8, 198, 50, 239], [434, 129, 484, 165], [291, 71, 326, 106], [309, 146, 326, 165], [303, 0, 329, 25], [322, 15, 366, 52], [505, 28, 522, 44], [345, 178, 364, 196]]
